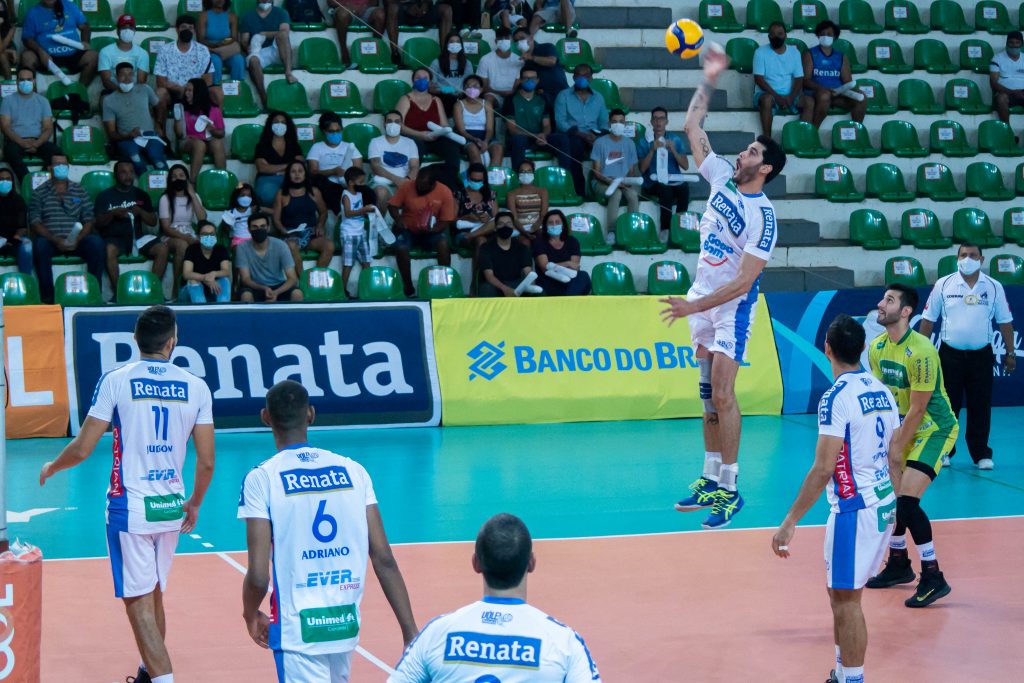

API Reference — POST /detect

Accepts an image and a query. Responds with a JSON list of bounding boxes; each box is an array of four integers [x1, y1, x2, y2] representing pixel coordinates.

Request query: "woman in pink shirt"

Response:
[[178, 77, 226, 180]]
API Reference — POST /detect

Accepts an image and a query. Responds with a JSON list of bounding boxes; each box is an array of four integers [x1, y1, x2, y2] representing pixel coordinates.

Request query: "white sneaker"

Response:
[[941, 454, 950, 467], [976, 458, 994, 470]]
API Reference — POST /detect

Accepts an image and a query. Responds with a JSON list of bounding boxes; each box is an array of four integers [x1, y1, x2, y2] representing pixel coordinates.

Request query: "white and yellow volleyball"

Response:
[[665, 18, 705, 59]]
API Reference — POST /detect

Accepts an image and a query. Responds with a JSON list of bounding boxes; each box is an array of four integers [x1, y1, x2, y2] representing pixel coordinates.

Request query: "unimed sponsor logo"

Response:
[[279, 466, 353, 495], [299, 604, 359, 643], [444, 632, 541, 668]]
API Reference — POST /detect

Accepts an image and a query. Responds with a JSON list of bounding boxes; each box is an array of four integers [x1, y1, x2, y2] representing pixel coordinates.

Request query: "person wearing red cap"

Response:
[[99, 15, 151, 96]]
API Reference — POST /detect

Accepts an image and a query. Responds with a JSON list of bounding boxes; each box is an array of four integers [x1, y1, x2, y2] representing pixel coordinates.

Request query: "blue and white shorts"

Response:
[[687, 293, 757, 364], [824, 498, 896, 590], [341, 233, 370, 266], [274, 649, 352, 683], [106, 522, 179, 599]]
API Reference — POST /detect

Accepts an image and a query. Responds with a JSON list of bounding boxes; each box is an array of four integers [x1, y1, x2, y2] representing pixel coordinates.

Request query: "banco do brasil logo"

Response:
[[468, 341, 507, 381]]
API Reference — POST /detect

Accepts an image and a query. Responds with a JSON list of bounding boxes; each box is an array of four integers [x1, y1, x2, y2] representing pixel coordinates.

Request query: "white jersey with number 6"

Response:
[[238, 445, 376, 656], [88, 359, 213, 535]]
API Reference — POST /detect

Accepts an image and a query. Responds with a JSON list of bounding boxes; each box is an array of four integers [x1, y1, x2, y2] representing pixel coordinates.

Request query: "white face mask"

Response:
[[385, 122, 401, 137], [958, 256, 982, 275], [516, 39, 530, 52], [258, 2, 272, 10], [271, 122, 287, 137], [496, 39, 512, 52], [609, 122, 626, 137], [119, 28, 136, 43], [447, 42, 462, 54], [518, 172, 534, 185], [118, 81, 135, 93], [818, 36, 834, 48]]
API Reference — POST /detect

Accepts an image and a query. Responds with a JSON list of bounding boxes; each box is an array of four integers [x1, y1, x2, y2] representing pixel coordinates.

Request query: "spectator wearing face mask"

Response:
[[798, 20, 865, 129], [590, 109, 640, 241], [753, 21, 803, 137], [0, 166, 32, 276], [338, 166, 374, 296], [221, 182, 259, 248], [514, 26, 567, 107], [553, 63, 608, 197], [454, 75, 504, 167], [237, 211, 304, 302], [368, 110, 421, 210], [104, 62, 167, 176], [254, 111, 305, 206], [198, 0, 246, 85], [1, 67, 62, 182], [504, 66, 571, 172], [182, 220, 232, 302], [991, 30, 1024, 127], [506, 159, 548, 240], [477, 26, 524, 107], [154, 15, 217, 135], [158, 164, 208, 288], [307, 111, 363, 216], [533, 209, 589, 296], [99, 15, 150, 96], [396, 68, 462, 190], [636, 106, 690, 235], [478, 210, 534, 297], [430, 31, 476, 114], [454, 162, 497, 291], [240, 0, 297, 107], [272, 160, 333, 277], [179, 77, 227, 180]]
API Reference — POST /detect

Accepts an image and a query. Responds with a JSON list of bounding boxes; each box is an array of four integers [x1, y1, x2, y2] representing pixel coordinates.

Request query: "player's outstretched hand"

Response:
[[39, 461, 54, 486], [702, 43, 729, 85], [771, 524, 794, 558], [180, 496, 200, 534], [246, 610, 271, 648], [659, 296, 697, 326]]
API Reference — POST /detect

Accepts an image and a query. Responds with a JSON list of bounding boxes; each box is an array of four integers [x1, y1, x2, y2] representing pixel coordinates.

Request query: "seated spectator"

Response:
[[94, 160, 168, 295], [182, 220, 231, 302], [272, 160, 333, 276], [99, 15, 150, 96], [396, 69, 462, 190], [478, 210, 533, 297], [307, 112, 363, 216], [477, 27, 523, 107], [442, 0, 481, 33], [388, 166, 455, 296], [798, 21, 865, 129], [103, 62, 168, 176], [529, 0, 576, 37], [385, 1, 452, 66], [533, 208, 590, 295], [179, 77, 227, 179], [590, 109, 639, 239], [254, 111, 304, 206], [240, 0, 296, 107], [0, 0, 14, 80], [0, 166, 33, 275], [159, 164, 207, 286], [504, 65, 570, 169], [29, 153, 105, 304], [636, 106, 689, 234], [0, 67, 63, 182], [22, 0, 99, 86], [514, 26, 567, 107], [454, 75, 504, 166], [328, 0, 385, 67], [237, 211, 303, 302], [991, 31, 1024, 127], [506, 159, 548, 240], [486, 0, 532, 31], [338, 166, 374, 295], [753, 21, 802, 137], [221, 182, 258, 248], [430, 31, 475, 113], [155, 16, 216, 134], [453, 162, 497, 289], [368, 110, 421, 209], [198, 0, 246, 85], [554, 63, 608, 196]]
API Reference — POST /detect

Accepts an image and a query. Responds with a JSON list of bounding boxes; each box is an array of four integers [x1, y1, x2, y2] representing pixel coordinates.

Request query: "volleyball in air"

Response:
[[665, 18, 704, 59]]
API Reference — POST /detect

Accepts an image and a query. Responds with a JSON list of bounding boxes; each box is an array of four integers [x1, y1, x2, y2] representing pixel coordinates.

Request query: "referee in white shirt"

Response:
[[919, 243, 1016, 470]]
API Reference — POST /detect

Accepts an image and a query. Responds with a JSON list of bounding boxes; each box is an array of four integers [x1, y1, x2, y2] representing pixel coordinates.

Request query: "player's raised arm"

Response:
[[368, 504, 419, 646], [684, 45, 729, 168], [772, 434, 842, 557]]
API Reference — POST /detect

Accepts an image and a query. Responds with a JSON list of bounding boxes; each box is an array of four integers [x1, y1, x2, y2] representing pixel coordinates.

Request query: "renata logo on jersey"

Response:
[[279, 466, 353, 495], [130, 379, 189, 402], [480, 611, 514, 626], [297, 569, 361, 590], [857, 391, 893, 415], [444, 632, 541, 668], [300, 546, 350, 560], [708, 192, 745, 236]]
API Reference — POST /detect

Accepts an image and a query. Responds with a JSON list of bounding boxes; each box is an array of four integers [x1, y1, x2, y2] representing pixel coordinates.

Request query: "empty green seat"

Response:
[[1003, 207, 1024, 245], [884, 256, 927, 287], [699, 0, 743, 32], [591, 262, 637, 296], [866, 163, 914, 202], [929, 120, 976, 157], [831, 121, 879, 158], [557, 37, 602, 73], [46, 81, 91, 118], [867, 39, 912, 74], [881, 120, 927, 157], [884, 0, 928, 33], [298, 37, 344, 74], [568, 213, 612, 256], [0, 272, 41, 305], [990, 253, 1024, 285], [80, 170, 115, 202], [839, 0, 883, 33], [342, 122, 381, 159], [353, 38, 398, 74], [267, 80, 313, 117], [462, 38, 490, 67], [319, 80, 367, 117], [417, 265, 464, 299], [944, 79, 989, 115], [401, 37, 441, 72], [901, 208, 953, 249], [486, 165, 516, 205], [177, 0, 201, 19], [1016, 162, 1024, 195], [792, 0, 829, 32], [782, 120, 829, 158], [536, 166, 582, 206], [142, 37, 171, 71], [976, 0, 1015, 33], [615, 212, 667, 254], [61, 125, 108, 164], [669, 212, 702, 253], [960, 40, 995, 74], [229, 123, 262, 162], [295, 123, 324, 157], [850, 209, 900, 250], [726, 37, 758, 74], [916, 163, 965, 201], [897, 79, 944, 114], [816, 163, 864, 202], [930, 0, 973, 34], [857, 78, 895, 114], [220, 80, 261, 118], [966, 161, 1015, 201], [937, 254, 958, 277], [21, 171, 50, 202], [590, 79, 627, 113], [913, 39, 958, 74], [978, 120, 1024, 157], [647, 261, 691, 295], [300, 267, 346, 302], [358, 265, 404, 301], [117, 270, 163, 305], [81, 0, 114, 30], [124, 0, 169, 31], [953, 207, 1004, 247], [196, 169, 239, 210], [834, 39, 866, 74], [373, 79, 411, 114], [138, 169, 169, 205], [54, 272, 103, 306]]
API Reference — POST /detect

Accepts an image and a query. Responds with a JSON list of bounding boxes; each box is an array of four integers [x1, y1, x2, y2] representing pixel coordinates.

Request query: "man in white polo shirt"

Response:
[[990, 30, 1024, 126], [919, 242, 1016, 470]]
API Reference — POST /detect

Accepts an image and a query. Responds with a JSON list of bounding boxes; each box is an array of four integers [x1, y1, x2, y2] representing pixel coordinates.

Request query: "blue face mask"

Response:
[[521, 79, 537, 92], [466, 180, 484, 191], [200, 235, 218, 249], [17, 80, 33, 95], [238, 195, 253, 208], [0, 180, 11, 195], [53, 164, 70, 180], [413, 78, 430, 92], [547, 224, 563, 236], [574, 76, 589, 90], [325, 131, 343, 145]]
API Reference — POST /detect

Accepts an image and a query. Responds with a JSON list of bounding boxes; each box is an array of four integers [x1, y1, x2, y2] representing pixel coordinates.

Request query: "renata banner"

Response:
[[3, 305, 70, 439]]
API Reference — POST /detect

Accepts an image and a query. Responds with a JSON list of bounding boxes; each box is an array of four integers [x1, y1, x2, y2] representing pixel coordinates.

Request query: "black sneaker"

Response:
[[825, 670, 840, 683], [905, 569, 951, 608], [865, 553, 915, 588], [127, 666, 152, 683]]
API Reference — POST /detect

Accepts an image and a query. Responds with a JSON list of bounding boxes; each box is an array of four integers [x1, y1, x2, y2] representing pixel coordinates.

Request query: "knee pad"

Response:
[[896, 495, 920, 528], [698, 358, 714, 413]]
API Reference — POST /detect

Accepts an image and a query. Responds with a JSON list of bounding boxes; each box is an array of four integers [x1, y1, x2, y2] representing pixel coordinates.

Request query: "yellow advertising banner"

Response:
[[4, 305, 70, 438], [432, 295, 783, 426]]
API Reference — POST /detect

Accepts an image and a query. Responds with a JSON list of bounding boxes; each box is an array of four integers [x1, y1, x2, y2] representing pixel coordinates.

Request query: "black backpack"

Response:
[[285, 0, 322, 24], [49, 93, 90, 126]]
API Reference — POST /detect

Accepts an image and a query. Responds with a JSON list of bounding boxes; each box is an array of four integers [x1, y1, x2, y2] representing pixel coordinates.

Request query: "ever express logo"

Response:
[[444, 632, 541, 669], [280, 466, 353, 495], [130, 379, 189, 402]]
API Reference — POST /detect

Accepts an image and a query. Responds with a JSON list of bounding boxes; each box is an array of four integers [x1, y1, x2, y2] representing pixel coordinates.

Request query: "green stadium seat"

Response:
[[46, 82, 91, 119], [978, 120, 1024, 157], [615, 212, 667, 254], [0, 272, 41, 305], [417, 265, 464, 299], [913, 39, 958, 75], [290, 6, 326, 32], [966, 161, 1015, 201], [937, 254, 958, 277], [177, 0, 202, 18], [267, 80, 313, 117], [792, 0, 829, 32], [54, 272, 103, 306], [1003, 207, 1024, 245], [124, 0, 169, 31], [930, 0, 973, 34], [486, 166, 516, 205], [866, 163, 915, 202], [17, 0, 39, 25], [82, 0, 115, 30], [976, 1, 1015, 33], [61, 125, 108, 164], [300, 267, 346, 302], [881, 120, 928, 157], [647, 261, 691, 295], [897, 79, 944, 115], [867, 39, 912, 74], [945, 79, 989, 115], [557, 37, 602, 73], [295, 123, 324, 157], [373, 79, 412, 114], [787, 37, 810, 55], [21, 171, 50, 202], [195, 169, 239, 210], [929, 120, 976, 157], [839, 0, 883, 34], [669, 212, 702, 253], [142, 37, 171, 71], [220, 80, 260, 119], [726, 37, 758, 74], [1016, 162, 1024, 195], [831, 121, 879, 158], [916, 163, 965, 201], [990, 254, 1024, 285], [117, 270, 163, 304], [884, 256, 927, 287], [901, 208, 953, 249], [815, 163, 864, 202], [229, 124, 262, 163], [781, 120, 829, 158], [849, 209, 900, 250], [746, 0, 784, 31], [883, 0, 928, 34], [568, 213, 612, 256], [342, 122, 381, 159], [298, 37, 344, 74], [90, 36, 117, 54], [319, 80, 367, 117], [80, 170, 115, 202], [138, 169, 169, 205], [590, 79, 627, 113], [960, 39, 996, 73], [953, 207, 1004, 247], [591, 262, 637, 296], [462, 38, 491, 68], [539, 19, 580, 34], [536, 166, 582, 206], [699, 0, 743, 32], [857, 79, 895, 114], [834, 39, 866, 74], [358, 265, 404, 301], [400, 37, 441, 72], [353, 38, 398, 74]]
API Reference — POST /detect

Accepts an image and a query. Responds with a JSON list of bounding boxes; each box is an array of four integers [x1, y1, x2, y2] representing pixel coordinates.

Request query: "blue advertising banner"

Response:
[[64, 303, 440, 433], [768, 286, 1022, 414]]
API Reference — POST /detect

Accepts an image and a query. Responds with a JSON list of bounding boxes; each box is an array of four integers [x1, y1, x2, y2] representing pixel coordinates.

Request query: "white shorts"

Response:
[[273, 650, 352, 683], [250, 43, 285, 69], [106, 522, 179, 599], [824, 499, 896, 590], [686, 288, 757, 363], [536, 4, 577, 26]]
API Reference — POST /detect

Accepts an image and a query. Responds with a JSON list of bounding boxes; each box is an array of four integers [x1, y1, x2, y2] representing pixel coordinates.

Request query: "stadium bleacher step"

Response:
[[707, 131, 759, 154], [760, 268, 806, 292], [598, 48, 701, 71], [759, 266, 855, 292], [621, 86, 726, 111], [689, 174, 787, 200], [575, 6, 673, 29], [776, 219, 821, 247]]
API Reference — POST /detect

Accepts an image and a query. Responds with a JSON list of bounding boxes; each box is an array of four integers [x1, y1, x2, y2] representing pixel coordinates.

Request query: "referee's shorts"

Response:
[[825, 497, 896, 590]]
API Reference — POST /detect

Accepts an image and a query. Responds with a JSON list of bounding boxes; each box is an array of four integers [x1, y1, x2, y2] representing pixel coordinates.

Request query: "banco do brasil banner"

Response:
[[431, 295, 783, 426], [64, 303, 440, 433]]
